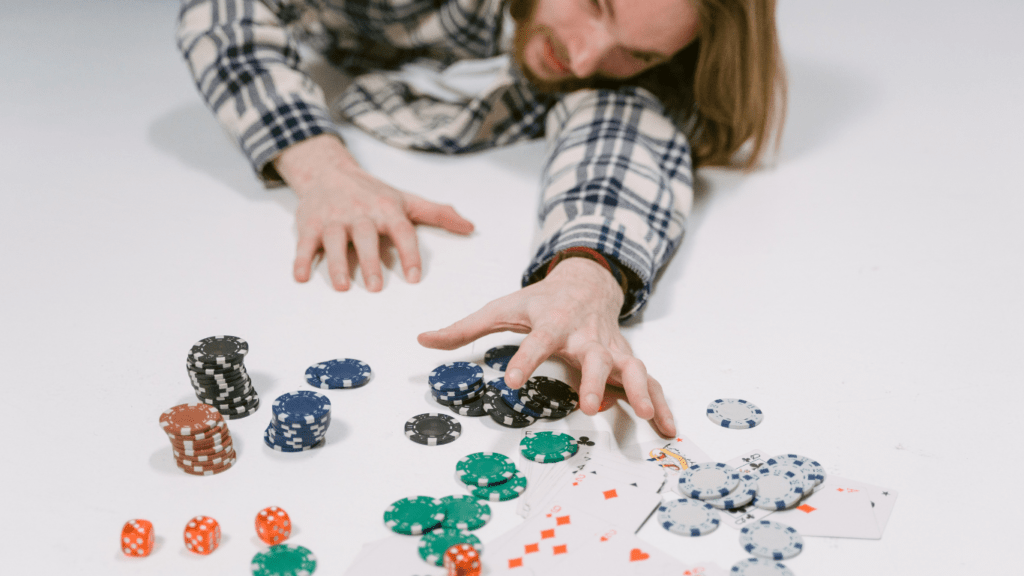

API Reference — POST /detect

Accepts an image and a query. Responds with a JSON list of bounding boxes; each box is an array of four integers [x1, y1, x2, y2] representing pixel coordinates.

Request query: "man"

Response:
[[177, 0, 785, 437]]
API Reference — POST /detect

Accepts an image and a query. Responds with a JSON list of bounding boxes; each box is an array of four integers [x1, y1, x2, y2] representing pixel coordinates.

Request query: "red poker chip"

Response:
[[173, 437, 234, 458], [176, 457, 235, 476], [160, 404, 223, 436], [176, 447, 236, 469], [167, 421, 230, 442]]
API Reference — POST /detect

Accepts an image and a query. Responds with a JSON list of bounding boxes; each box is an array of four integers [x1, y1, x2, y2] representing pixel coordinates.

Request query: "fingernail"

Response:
[[507, 369, 523, 387], [642, 398, 654, 415], [407, 267, 421, 283], [368, 277, 381, 291], [586, 394, 599, 411]]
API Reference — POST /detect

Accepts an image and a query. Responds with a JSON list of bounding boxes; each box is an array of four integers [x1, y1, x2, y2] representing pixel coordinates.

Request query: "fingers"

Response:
[[293, 231, 321, 283], [645, 375, 676, 438], [385, 218, 422, 284], [320, 225, 350, 291], [350, 220, 383, 292], [405, 193, 475, 235], [615, 355, 655, 420], [505, 330, 562, 389], [577, 346, 613, 415], [418, 298, 520, 351]]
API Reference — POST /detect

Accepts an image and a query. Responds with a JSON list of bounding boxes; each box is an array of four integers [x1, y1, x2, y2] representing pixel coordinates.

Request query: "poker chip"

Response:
[[519, 431, 578, 463], [482, 387, 536, 428], [751, 466, 811, 511], [657, 497, 721, 536], [449, 393, 488, 417], [429, 362, 484, 392], [177, 456, 236, 476], [677, 462, 741, 500], [432, 383, 486, 405], [523, 376, 579, 410], [405, 413, 462, 446], [440, 495, 491, 530], [484, 345, 518, 371], [383, 496, 445, 535], [491, 377, 546, 418], [471, 471, 527, 501], [273, 391, 331, 424], [175, 443, 235, 462], [730, 558, 795, 576], [704, 473, 758, 510], [418, 528, 483, 567], [160, 403, 223, 436], [161, 403, 237, 476], [223, 395, 261, 420], [739, 521, 804, 560], [767, 454, 826, 489], [186, 336, 259, 419], [263, 428, 323, 452], [304, 358, 372, 389], [250, 543, 317, 576], [706, 398, 763, 429], [456, 452, 516, 487], [190, 335, 248, 364]]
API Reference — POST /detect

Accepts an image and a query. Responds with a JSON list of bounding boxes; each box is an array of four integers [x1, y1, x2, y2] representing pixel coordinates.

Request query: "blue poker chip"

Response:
[[428, 362, 484, 392], [657, 498, 720, 536], [484, 345, 518, 371], [730, 558, 795, 576], [490, 377, 544, 418], [433, 387, 486, 407], [677, 462, 741, 500], [432, 379, 484, 400], [739, 521, 804, 560], [263, 427, 323, 452], [305, 358, 372, 389], [706, 398, 763, 429], [272, 391, 331, 424]]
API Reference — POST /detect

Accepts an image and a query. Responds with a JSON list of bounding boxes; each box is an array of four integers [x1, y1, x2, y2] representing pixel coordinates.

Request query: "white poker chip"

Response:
[[767, 454, 826, 490], [657, 498, 720, 536], [703, 473, 758, 510], [739, 520, 804, 561], [706, 398, 764, 429], [730, 558, 795, 576], [751, 465, 814, 511], [677, 462, 741, 500]]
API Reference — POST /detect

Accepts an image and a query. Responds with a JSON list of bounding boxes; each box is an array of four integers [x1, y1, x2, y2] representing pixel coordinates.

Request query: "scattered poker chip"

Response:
[[471, 471, 527, 502], [767, 454, 826, 488], [730, 558, 796, 576], [190, 335, 248, 363], [448, 393, 488, 417], [519, 431, 579, 463], [484, 345, 519, 371], [429, 362, 484, 392], [751, 466, 811, 511], [482, 387, 536, 428], [160, 403, 223, 436], [706, 398, 763, 429], [405, 413, 462, 446], [739, 521, 804, 561], [704, 473, 758, 510], [456, 452, 516, 487], [440, 495, 491, 531], [657, 497, 721, 536], [304, 358, 372, 389], [677, 462, 741, 500], [492, 377, 545, 418], [250, 543, 317, 576], [383, 496, 445, 535], [418, 528, 483, 567], [523, 376, 579, 410], [272, 391, 331, 424]]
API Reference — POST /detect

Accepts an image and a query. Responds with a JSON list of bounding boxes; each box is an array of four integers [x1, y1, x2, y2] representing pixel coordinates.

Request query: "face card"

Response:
[[623, 435, 713, 481]]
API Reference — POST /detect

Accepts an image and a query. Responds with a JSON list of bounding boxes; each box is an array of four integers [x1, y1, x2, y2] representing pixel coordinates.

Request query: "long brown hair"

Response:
[[636, 0, 787, 169]]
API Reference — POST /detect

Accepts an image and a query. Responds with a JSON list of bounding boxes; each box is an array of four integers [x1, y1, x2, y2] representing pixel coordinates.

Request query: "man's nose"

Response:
[[565, 23, 614, 78]]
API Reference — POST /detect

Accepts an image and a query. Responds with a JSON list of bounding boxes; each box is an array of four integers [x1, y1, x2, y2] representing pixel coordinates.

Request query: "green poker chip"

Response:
[[456, 452, 516, 487], [520, 431, 579, 463], [418, 528, 483, 566], [471, 471, 528, 502], [440, 495, 492, 531], [251, 544, 317, 576], [383, 496, 445, 535]]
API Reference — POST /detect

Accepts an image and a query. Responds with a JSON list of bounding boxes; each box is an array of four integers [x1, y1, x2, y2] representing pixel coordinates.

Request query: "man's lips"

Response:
[[543, 36, 570, 74]]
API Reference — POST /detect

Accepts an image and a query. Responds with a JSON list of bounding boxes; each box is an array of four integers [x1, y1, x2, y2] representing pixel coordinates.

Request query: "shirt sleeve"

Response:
[[521, 86, 693, 321], [176, 0, 345, 185]]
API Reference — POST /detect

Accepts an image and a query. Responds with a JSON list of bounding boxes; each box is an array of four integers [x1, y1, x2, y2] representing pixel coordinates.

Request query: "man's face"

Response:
[[511, 0, 700, 93]]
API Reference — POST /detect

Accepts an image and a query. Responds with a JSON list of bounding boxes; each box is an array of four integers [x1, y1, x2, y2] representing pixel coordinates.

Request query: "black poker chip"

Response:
[[190, 335, 249, 364], [185, 335, 259, 420], [405, 413, 462, 446], [482, 388, 536, 428], [524, 376, 579, 411], [449, 393, 488, 417]]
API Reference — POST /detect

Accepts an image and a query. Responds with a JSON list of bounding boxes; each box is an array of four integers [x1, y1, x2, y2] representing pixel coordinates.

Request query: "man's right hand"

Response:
[[274, 134, 475, 291]]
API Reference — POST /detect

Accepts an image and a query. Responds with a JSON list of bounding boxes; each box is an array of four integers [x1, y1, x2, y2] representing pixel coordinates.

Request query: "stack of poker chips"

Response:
[[160, 403, 236, 476], [428, 362, 486, 409], [186, 335, 260, 419], [455, 451, 528, 502], [264, 390, 332, 452], [482, 375, 578, 428]]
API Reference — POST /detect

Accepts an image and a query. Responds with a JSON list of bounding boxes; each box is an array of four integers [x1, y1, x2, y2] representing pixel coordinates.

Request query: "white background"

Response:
[[1, 1, 1022, 574]]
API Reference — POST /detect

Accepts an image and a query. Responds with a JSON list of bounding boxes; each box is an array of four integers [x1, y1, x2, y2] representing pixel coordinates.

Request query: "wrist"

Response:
[[543, 254, 626, 310], [273, 134, 361, 196]]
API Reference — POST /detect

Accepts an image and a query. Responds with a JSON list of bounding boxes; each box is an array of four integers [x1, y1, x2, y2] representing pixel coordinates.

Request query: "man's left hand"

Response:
[[417, 257, 676, 438]]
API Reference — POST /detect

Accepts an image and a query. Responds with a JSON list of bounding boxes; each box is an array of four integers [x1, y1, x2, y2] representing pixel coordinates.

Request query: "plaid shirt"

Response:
[[177, 0, 692, 319]]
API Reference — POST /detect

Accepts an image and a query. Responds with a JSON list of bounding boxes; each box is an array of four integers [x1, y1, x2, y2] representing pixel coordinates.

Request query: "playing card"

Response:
[[829, 476, 899, 534], [343, 534, 445, 576], [485, 505, 615, 573], [547, 528, 684, 575], [544, 461, 663, 532], [518, 430, 610, 518], [622, 435, 713, 483], [771, 475, 897, 538]]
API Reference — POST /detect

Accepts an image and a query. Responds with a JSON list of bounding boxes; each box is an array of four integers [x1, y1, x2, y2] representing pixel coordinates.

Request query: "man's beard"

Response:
[[509, 0, 609, 94]]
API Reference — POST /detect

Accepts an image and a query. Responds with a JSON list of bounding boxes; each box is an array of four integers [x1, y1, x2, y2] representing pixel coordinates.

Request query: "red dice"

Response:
[[120, 519, 154, 557], [255, 506, 292, 545], [183, 516, 221, 555], [443, 543, 481, 576]]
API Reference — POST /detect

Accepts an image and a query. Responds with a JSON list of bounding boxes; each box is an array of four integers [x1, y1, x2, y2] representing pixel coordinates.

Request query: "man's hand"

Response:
[[417, 257, 676, 437], [274, 134, 475, 291]]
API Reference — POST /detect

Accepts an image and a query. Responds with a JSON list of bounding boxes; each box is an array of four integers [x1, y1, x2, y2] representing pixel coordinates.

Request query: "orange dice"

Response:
[[121, 519, 154, 557], [443, 543, 481, 576], [183, 516, 221, 555], [255, 506, 292, 545]]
